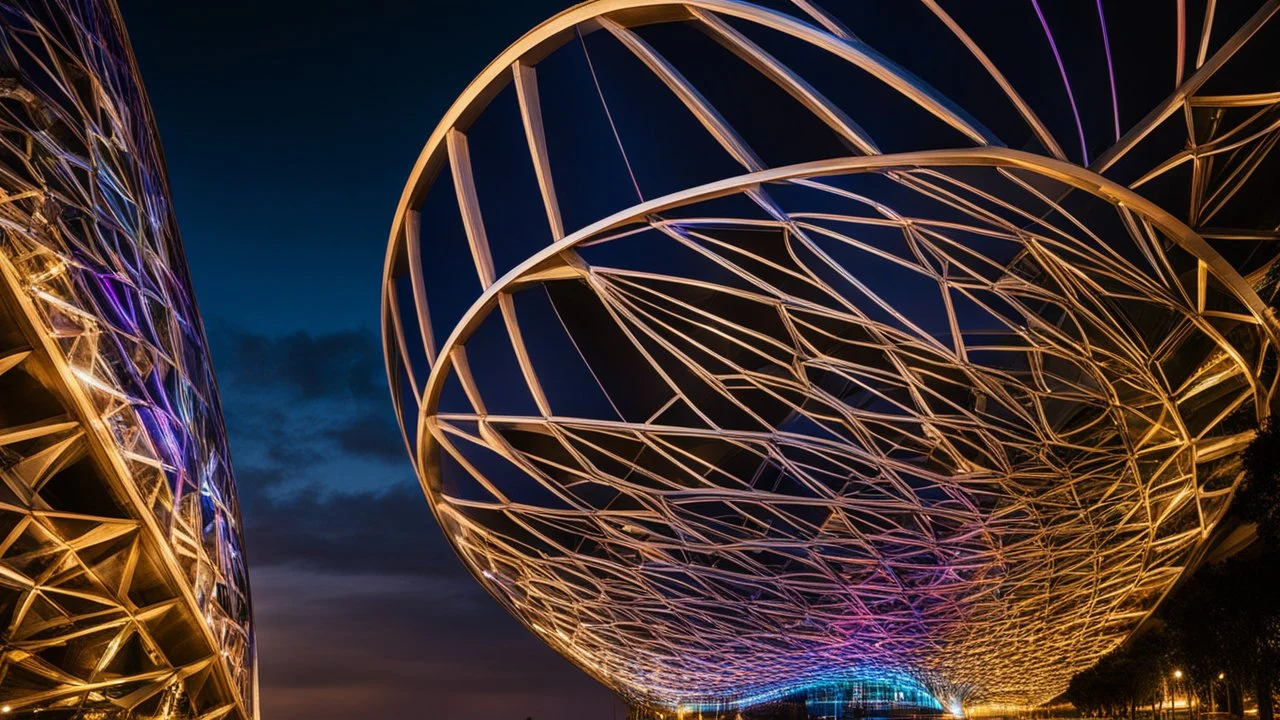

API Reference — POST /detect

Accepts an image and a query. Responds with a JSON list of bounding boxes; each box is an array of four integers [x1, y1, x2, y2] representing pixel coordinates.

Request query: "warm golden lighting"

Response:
[[382, 0, 1280, 712], [0, 2, 255, 718], [391, 147, 1276, 706]]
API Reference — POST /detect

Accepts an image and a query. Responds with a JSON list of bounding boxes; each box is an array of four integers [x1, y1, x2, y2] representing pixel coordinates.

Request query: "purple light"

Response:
[[1096, 0, 1121, 141], [1031, 0, 1089, 164]]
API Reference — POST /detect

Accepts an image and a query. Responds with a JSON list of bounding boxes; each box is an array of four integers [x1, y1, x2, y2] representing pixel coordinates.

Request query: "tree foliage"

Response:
[[1241, 419, 1280, 546], [1163, 552, 1280, 720], [1065, 628, 1177, 718]]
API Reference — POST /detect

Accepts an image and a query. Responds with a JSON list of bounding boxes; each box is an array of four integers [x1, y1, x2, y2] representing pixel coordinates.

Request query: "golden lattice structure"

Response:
[[0, 2, 255, 718], [382, 0, 1280, 712]]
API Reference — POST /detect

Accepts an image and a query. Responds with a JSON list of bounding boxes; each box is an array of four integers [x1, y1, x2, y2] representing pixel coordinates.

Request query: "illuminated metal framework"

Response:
[[0, 2, 255, 718], [383, 0, 1280, 714], [683, 670, 946, 718]]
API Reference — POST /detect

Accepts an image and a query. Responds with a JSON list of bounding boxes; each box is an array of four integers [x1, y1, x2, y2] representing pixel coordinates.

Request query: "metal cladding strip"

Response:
[[0, 2, 254, 717]]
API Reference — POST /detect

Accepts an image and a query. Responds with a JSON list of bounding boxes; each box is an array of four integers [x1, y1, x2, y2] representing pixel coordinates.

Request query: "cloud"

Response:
[[210, 324, 385, 402], [323, 412, 408, 461], [210, 323, 408, 493], [238, 466, 457, 577], [206, 323, 442, 574], [206, 322, 615, 719]]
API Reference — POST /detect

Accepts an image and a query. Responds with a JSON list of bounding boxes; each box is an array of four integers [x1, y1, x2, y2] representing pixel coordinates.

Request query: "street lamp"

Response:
[[1217, 673, 1230, 715], [1173, 671, 1185, 720]]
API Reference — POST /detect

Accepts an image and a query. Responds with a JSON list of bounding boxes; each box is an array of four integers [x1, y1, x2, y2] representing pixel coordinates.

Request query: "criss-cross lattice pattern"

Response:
[[383, 0, 1280, 711], [0, 2, 254, 717]]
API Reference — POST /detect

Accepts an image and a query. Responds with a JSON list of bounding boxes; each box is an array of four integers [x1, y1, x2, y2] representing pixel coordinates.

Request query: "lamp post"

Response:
[[1175, 671, 1185, 720], [1213, 666, 1223, 712]]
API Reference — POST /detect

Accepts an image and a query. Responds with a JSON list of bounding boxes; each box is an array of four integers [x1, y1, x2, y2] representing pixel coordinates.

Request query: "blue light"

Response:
[[674, 668, 945, 714]]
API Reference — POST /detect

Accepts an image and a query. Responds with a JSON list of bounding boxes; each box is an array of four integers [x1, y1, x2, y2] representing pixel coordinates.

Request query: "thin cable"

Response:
[[545, 283, 627, 423], [578, 27, 645, 204], [1095, 0, 1121, 141], [1031, 0, 1089, 165]]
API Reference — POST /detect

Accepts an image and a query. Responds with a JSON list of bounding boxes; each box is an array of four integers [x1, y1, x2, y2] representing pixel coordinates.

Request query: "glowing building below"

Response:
[[382, 1, 1280, 717], [0, 2, 255, 717]]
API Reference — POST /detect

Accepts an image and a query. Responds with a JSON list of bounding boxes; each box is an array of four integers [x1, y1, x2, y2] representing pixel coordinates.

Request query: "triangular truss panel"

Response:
[[0, 2, 254, 718]]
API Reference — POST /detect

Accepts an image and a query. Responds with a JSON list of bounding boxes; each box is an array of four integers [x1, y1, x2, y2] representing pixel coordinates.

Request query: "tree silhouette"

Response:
[[1241, 419, 1280, 546], [1164, 552, 1279, 720], [1064, 628, 1179, 719]]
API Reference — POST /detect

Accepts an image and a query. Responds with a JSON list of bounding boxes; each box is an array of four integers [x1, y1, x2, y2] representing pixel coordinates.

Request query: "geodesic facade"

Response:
[[382, 0, 1280, 714], [0, 2, 255, 718]]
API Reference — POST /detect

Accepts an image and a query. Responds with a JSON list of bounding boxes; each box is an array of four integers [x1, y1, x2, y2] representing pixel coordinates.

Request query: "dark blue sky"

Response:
[[117, 1, 619, 718]]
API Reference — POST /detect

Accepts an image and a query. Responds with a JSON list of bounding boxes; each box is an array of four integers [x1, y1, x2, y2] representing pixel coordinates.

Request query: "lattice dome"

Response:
[[382, 0, 1280, 711]]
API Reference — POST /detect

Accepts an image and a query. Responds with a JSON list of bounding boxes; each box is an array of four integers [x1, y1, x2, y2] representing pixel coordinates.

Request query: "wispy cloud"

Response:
[[209, 322, 407, 495], [207, 322, 615, 719]]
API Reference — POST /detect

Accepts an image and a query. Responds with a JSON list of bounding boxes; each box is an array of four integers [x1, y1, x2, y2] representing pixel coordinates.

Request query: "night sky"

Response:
[[116, 1, 619, 718]]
